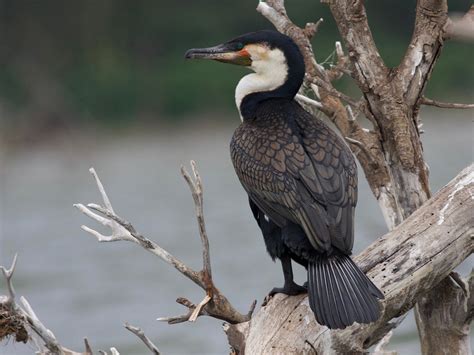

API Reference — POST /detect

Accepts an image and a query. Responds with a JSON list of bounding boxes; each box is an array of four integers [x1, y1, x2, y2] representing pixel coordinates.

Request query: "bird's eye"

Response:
[[235, 42, 244, 51]]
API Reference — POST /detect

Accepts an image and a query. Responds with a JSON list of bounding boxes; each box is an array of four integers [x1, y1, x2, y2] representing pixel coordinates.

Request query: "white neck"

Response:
[[235, 46, 288, 120]]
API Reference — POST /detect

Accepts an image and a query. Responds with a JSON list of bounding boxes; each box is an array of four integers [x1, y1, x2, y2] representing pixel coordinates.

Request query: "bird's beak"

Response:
[[185, 43, 251, 66]]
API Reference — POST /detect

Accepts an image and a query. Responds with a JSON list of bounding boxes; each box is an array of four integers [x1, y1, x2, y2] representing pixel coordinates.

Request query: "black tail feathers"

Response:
[[307, 252, 384, 329]]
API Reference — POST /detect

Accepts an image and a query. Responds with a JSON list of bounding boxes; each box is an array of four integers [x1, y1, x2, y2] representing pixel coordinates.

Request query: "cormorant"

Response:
[[185, 30, 383, 329]]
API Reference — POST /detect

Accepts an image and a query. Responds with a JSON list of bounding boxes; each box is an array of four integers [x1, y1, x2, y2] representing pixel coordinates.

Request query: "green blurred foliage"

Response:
[[0, 0, 471, 127]]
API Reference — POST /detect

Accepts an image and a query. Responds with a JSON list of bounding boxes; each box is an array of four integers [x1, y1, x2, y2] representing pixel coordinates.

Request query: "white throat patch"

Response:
[[235, 45, 288, 120]]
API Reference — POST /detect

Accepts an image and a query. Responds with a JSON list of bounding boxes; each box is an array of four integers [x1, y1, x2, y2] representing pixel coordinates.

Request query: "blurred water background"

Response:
[[1, 1, 473, 354]]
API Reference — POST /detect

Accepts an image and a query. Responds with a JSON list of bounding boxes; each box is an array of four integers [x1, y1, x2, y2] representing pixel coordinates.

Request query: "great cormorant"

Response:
[[185, 30, 383, 329]]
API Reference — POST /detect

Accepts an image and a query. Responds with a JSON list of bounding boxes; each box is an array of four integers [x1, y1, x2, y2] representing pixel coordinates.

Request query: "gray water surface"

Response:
[[1, 109, 472, 354]]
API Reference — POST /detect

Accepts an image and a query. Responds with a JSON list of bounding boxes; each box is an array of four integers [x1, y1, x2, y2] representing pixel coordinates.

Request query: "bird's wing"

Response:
[[294, 105, 358, 252], [231, 119, 334, 252]]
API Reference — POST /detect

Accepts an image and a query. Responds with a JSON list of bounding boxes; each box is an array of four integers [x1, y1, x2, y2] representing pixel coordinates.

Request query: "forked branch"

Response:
[[0, 256, 65, 354], [75, 163, 255, 324], [124, 323, 161, 355]]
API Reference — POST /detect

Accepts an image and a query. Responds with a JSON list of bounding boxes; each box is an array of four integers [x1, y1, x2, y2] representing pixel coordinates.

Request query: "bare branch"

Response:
[[420, 97, 474, 109], [84, 338, 93, 355], [397, 0, 448, 105], [309, 77, 359, 107], [327, 41, 350, 81], [75, 164, 252, 324], [227, 165, 474, 353], [323, 0, 387, 90], [19, 296, 65, 354], [303, 18, 323, 39], [0, 254, 18, 305], [295, 94, 323, 110], [74, 168, 202, 287], [181, 160, 212, 283], [124, 323, 161, 355]]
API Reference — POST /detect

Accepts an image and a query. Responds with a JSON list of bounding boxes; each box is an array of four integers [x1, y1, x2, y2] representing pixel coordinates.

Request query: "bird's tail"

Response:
[[307, 251, 384, 329]]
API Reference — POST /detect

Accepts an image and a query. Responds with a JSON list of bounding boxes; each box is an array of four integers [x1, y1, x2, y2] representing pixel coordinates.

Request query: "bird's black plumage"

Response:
[[186, 30, 383, 329]]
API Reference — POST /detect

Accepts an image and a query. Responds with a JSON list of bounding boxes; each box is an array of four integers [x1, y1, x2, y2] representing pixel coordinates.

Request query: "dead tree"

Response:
[[1, 1, 473, 354]]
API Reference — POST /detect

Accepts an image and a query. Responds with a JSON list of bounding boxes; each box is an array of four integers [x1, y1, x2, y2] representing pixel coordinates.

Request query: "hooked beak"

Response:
[[185, 43, 251, 66]]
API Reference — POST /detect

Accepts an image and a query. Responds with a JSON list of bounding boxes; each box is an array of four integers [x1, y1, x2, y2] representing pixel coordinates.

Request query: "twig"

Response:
[[124, 323, 161, 355], [74, 168, 202, 287], [309, 77, 359, 107], [84, 338, 93, 355], [303, 18, 323, 39], [295, 94, 323, 110], [20, 296, 65, 354], [0, 254, 18, 305], [181, 160, 213, 284], [420, 97, 474, 109]]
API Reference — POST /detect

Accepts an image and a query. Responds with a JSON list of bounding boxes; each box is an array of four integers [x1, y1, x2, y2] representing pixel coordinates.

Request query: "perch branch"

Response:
[[420, 97, 474, 109], [124, 323, 161, 355], [75, 164, 254, 324], [226, 165, 474, 354]]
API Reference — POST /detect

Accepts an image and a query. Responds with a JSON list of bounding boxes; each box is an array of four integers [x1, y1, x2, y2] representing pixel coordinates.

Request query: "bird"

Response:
[[185, 30, 383, 329]]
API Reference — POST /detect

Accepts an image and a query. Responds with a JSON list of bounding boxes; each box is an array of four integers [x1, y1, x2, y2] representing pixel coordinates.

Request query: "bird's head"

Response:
[[185, 30, 304, 77], [185, 30, 305, 119]]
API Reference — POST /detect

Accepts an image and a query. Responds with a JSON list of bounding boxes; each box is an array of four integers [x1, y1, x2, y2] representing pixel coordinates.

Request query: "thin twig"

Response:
[[0, 253, 18, 305], [84, 338, 93, 355], [310, 77, 359, 107], [303, 18, 323, 39], [124, 323, 161, 355], [181, 160, 213, 283], [420, 97, 474, 109], [189, 294, 212, 322], [295, 94, 323, 110]]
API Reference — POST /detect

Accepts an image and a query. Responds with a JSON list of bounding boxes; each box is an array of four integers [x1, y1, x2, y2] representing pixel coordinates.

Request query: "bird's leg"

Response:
[[269, 254, 307, 296]]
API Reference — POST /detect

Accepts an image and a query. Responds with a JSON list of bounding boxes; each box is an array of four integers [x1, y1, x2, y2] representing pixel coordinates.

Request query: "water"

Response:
[[1, 109, 472, 354]]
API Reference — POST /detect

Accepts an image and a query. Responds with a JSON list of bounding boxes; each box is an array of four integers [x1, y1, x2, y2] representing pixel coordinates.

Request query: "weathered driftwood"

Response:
[[225, 165, 474, 354]]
